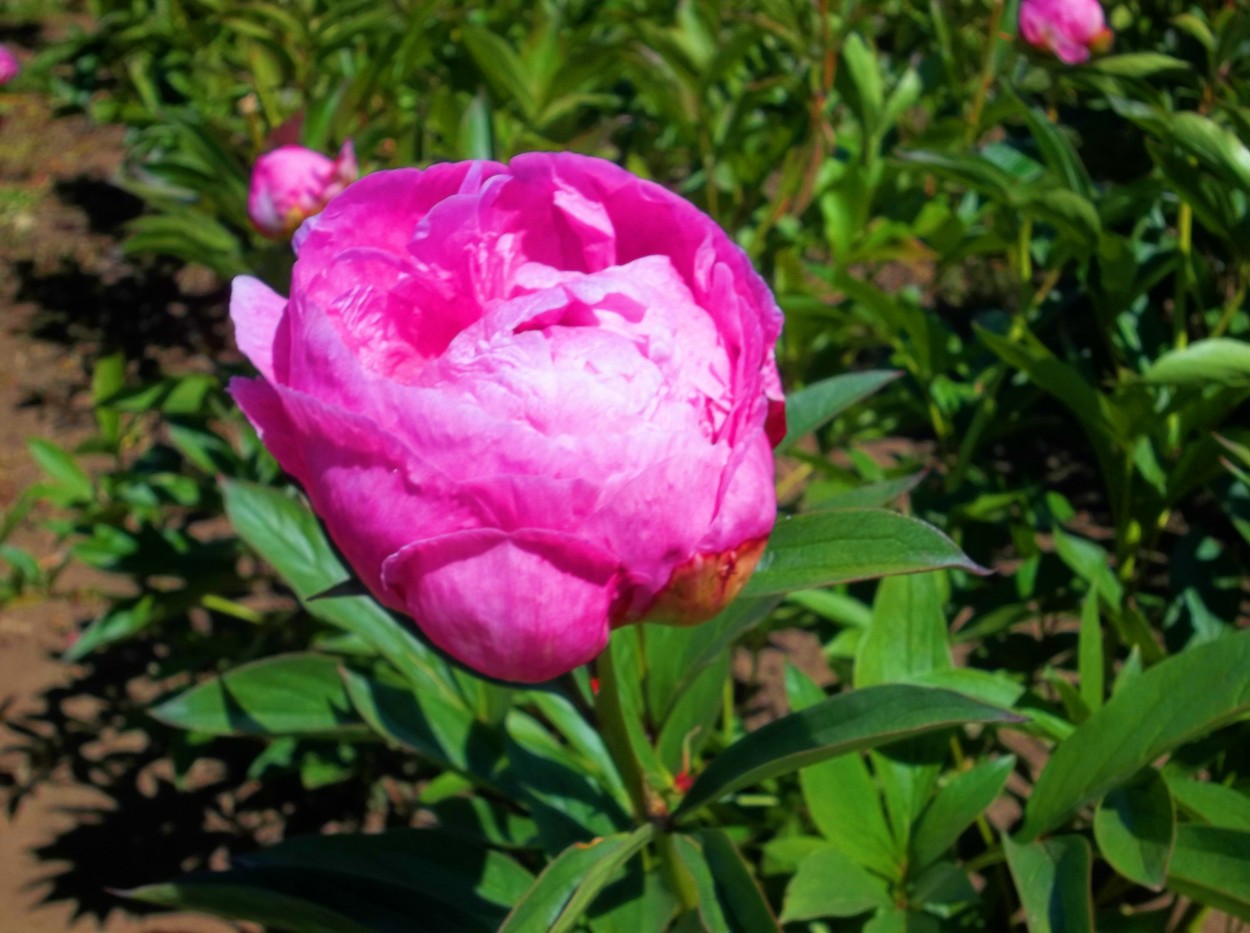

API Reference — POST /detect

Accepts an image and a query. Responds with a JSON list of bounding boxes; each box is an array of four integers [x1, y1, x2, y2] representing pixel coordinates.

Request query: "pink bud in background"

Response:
[[229, 153, 785, 683], [0, 45, 20, 85], [1020, 0, 1112, 64], [247, 141, 358, 239]]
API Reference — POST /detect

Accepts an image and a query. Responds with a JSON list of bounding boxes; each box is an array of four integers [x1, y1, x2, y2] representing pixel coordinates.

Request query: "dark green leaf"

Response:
[[745, 510, 987, 597], [499, 826, 654, 933], [1004, 834, 1094, 933], [674, 684, 1020, 817]]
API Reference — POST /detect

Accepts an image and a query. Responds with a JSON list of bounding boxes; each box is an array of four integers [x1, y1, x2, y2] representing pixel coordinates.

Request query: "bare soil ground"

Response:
[[0, 83, 232, 933]]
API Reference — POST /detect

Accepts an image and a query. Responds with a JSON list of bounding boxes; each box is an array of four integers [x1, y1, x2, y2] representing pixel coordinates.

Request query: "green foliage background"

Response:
[[3, 0, 1250, 930]]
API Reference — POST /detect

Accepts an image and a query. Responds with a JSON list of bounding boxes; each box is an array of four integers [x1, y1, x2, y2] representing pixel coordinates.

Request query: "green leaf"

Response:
[[778, 370, 901, 452], [1077, 591, 1105, 714], [240, 829, 533, 923], [671, 830, 781, 933], [855, 571, 952, 688], [92, 352, 125, 444], [1164, 775, 1250, 831], [586, 867, 678, 933], [788, 667, 899, 879], [744, 510, 987, 597], [1143, 338, 1250, 386], [223, 481, 452, 692], [1166, 112, 1250, 191], [1167, 825, 1250, 921], [1004, 835, 1094, 933], [674, 684, 1020, 817], [65, 595, 161, 661], [103, 374, 218, 414], [837, 33, 884, 134], [1093, 770, 1175, 887], [1089, 53, 1191, 77], [462, 25, 537, 119], [340, 667, 509, 791], [864, 907, 941, 932], [1020, 630, 1250, 840], [27, 438, 92, 501], [122, 874, 372, 933], [499, 826, 654, 933], [646, 596, 779, 724], [911, 756, 1015, 869], [781, 845, 891, 921], [150, 653, 364, 737], [122, 828, 527, 933]]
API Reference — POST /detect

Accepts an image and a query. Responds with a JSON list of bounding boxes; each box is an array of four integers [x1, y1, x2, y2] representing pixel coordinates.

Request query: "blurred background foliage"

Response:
[[2, 0, 1250, 930]]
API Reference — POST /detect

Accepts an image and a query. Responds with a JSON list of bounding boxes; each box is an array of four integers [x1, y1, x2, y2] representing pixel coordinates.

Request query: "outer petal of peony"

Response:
[[382, 529, 619, 683]]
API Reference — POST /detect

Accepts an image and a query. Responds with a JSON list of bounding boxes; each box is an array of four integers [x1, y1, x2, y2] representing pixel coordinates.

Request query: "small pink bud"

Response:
[[0, 45, 20, 85], [247, 141, 358, 239], [1019, 0, 1112, 64]]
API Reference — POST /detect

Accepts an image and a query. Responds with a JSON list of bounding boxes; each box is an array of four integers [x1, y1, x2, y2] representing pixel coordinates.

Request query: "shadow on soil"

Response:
[[1, 639, 415, 925]]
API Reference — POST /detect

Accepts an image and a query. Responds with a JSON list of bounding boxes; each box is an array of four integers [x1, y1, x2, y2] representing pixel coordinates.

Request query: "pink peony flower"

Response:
[[247, 141, 358, 239], [0, 45, 20, 85], [1019, 0, 1112, 64], [230, 153, 785, 683]]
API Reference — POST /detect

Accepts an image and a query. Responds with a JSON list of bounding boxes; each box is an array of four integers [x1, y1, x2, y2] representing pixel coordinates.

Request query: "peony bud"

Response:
[[229, 153, 785, 683], [0, 45, 20, 85], [1019, 0, 1112, 64], [247, 141, 358, 239]]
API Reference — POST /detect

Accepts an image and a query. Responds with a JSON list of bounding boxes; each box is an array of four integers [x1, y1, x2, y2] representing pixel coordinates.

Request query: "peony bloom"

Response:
[[230, 153, 785, 682], [247, 141, 358, 239], [1019, 0, 1112, 64], [0, 45, 19, 85]]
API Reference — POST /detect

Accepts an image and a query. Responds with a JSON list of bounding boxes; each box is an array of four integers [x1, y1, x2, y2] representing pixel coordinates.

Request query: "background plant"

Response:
[[3, 0, 1249, 930]]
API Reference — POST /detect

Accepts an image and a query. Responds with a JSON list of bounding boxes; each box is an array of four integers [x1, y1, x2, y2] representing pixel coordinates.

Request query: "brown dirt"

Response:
[[0, 82, 233, 933]]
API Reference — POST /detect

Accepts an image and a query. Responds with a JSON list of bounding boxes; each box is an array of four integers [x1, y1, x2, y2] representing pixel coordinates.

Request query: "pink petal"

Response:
[[382, 528, 619, 683]]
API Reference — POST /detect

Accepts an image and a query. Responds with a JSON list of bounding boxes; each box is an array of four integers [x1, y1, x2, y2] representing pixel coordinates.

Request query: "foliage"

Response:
[[5, 0, 1250, 930]]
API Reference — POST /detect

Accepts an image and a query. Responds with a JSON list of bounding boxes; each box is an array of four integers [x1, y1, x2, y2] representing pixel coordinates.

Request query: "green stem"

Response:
[[595, 640, 652, 822], [1174, 200, 1193, 350], [1210, 264, 1246, 338], [966, 0, 1005, 145]]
